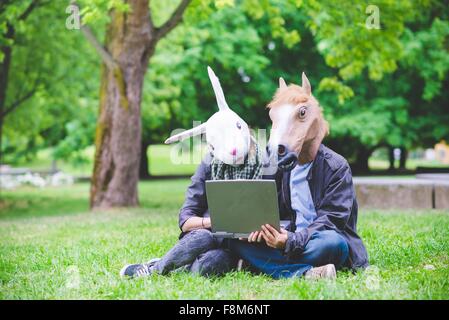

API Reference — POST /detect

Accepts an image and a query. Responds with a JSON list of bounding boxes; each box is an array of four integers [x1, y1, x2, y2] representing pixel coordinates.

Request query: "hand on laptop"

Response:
[[261, 224, 288, 249], [241, 224, 288, 249], [246, 231, 265, 243]]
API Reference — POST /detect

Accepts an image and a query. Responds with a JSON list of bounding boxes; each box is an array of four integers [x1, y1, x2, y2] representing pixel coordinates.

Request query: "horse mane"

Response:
[[267, 85, 310, 109]]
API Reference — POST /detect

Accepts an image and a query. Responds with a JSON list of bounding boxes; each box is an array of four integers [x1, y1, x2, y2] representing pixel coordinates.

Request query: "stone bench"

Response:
[[354, 178, 449, 210]]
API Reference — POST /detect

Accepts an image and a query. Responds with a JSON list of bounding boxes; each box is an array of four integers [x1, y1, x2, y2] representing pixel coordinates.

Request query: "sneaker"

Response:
[[237, 259, 245, 271], [237, 259, 250, 271], [120, 258, 161, 278], [304, 264, 336, 280]]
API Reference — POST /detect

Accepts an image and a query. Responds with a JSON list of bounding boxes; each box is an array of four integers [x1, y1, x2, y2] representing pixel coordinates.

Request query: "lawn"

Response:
[[9, 144, 447, 178], [9, 144, 206, 177], [0, 180, 448, 299]]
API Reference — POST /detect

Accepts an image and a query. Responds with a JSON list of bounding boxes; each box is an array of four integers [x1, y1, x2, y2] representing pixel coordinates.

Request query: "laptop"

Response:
[[205, 180, 280, 238]]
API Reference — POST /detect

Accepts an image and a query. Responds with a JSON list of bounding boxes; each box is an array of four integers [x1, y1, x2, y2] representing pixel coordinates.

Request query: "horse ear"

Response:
[[301, 72, 311, 95], [279, 77, 287, 89]]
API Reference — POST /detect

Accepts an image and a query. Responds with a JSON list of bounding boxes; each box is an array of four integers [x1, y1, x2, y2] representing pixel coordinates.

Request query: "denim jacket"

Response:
[[178, 144, 369, 270]]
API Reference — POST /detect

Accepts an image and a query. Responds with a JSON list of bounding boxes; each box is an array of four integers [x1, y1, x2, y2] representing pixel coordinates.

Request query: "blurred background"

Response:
[[0, 0, 448, 191]]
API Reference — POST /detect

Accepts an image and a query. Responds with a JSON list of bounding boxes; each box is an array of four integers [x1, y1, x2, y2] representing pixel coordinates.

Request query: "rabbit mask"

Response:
[[164, 67, 251, 166]]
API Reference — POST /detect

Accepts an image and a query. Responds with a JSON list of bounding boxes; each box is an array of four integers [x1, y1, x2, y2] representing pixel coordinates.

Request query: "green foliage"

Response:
[[1, 0, 448, 169], [141, 3, 275, 144], [402, 18, 449, 101], [52, 115, 97, 166], [1, 1, 100, 163], [75, 0, 130, 25], [318, 77, 354, 105], [242, 0, 301, 47], [316, 0, 448, 157], [305, 0, 420, 81]]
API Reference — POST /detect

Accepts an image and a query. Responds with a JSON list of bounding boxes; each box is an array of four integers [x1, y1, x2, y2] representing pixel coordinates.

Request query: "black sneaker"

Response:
[[120, 258, 161, 278]]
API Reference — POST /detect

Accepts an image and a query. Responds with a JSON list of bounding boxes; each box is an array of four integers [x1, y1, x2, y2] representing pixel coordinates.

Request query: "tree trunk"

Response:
[[399, 147, 408, 170], [388, 146, 395, 171], [139, 141, 151, 179], [90, 1, 156, 208], [354, 147, 372, 173]]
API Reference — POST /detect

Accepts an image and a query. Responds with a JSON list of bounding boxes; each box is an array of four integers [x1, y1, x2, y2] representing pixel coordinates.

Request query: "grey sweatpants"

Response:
[[153, 229, 236, 277]]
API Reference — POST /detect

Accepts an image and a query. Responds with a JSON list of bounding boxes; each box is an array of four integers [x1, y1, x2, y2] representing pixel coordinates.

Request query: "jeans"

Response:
[[229, 230, 349, 279], [153, 229, 236, 277]]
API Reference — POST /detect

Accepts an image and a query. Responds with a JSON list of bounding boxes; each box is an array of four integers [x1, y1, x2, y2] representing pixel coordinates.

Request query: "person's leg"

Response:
[[229, 230, 349, 279], [190, 249, 237, 277], [120, 229, 218, 278], [297, 230, 349, 271], [153, 229, 218, 275], [229, 240, 312, 279]]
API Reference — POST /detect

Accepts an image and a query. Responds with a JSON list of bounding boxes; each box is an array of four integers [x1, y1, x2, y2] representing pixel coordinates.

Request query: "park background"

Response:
[[0, 0, 448, 299]]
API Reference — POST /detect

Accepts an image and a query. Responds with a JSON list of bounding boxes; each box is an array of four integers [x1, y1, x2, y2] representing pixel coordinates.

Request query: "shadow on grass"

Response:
[[0, 180, 191, 220], [0, 185, 90, 220]]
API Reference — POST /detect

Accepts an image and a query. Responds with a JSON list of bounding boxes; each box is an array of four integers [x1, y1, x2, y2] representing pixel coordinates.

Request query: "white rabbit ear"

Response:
[[279, 77, 287, 89], [164, 123, 207, 144], [207, 66, 230, 111]]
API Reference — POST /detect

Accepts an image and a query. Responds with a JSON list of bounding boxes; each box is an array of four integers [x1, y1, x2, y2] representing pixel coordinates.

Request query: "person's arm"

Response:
[[181, 216, 211, 233], [178, 154, 212, 233], [284, 162, 354, 257]]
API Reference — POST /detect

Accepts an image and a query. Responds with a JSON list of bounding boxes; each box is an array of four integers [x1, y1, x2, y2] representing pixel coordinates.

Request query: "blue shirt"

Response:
[[289, 161, 316, 231]]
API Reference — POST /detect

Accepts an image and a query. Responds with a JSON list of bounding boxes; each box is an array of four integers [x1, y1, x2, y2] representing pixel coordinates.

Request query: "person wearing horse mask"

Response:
[[229, 73, 369, 280]]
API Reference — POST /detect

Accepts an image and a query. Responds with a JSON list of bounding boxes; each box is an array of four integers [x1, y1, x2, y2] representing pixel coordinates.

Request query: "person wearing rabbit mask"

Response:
[[120, 67, 263, 278]]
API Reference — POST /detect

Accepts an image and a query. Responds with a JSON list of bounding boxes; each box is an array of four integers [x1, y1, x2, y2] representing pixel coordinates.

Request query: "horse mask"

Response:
[[267, 73, 329, 171]]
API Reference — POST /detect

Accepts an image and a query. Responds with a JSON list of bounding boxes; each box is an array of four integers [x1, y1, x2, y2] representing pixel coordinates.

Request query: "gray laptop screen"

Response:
[[205, 180, 280, 234]]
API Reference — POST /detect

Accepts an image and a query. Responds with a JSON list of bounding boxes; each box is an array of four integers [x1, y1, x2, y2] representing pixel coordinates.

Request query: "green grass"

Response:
[[368, 158, 448, 170], [1, 181, 448, 299], [11, 144, 207, 177], [10, 145, 447, 178], [14, 148, 95, 176], [148, 144, 206, 176]]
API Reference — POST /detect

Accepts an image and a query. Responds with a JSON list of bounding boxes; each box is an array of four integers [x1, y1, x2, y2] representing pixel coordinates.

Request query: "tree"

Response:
[[0, 1, 100, 167], [84, 0, 301, 194], [138, 4, 276, 178], [137, 0, 448, 175], [0, 0, 43, 164], [74, 0, 193, 208], [3, 0, 446, 190], [324, 1, 449, 171]]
